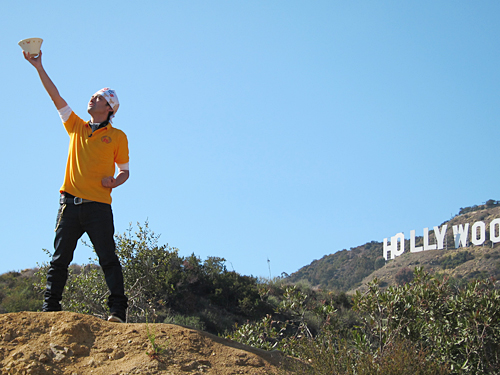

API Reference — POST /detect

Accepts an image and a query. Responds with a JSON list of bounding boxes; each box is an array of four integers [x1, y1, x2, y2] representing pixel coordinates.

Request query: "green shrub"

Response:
[[34, 222, 272, 329], [163, 313, 205, 331], [440, 251, 474, 269], [353, 267, 500, 374], [0, 273, 41, 313], [283, 336, 450, 375], [226, 314, 285, 351], [394, 267, 414, 285], [374, 256, 386, 270]]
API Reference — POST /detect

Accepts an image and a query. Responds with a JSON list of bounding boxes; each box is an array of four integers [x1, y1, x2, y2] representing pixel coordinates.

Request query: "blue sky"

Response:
[[1, 1, 499, 278]]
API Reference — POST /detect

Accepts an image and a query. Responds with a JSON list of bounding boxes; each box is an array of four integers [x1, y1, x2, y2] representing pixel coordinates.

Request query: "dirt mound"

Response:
[[0, 311, 287, 374]]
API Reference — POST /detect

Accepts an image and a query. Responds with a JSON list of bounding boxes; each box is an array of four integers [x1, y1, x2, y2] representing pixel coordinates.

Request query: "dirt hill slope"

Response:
[[0, 311, 286, 375]]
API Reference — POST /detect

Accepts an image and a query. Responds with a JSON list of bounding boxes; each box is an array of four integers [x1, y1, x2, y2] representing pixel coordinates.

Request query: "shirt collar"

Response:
[[89, 120, 109, 132]]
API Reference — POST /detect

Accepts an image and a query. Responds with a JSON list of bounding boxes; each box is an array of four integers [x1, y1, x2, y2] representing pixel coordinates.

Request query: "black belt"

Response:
[[60, 193, 95, 205]]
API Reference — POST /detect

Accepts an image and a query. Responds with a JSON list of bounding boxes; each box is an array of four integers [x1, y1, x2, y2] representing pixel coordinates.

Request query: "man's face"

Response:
[[87, 94, 112, 116]]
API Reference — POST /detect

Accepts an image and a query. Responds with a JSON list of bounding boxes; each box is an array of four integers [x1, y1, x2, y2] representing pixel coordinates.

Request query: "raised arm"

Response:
[[23, 51, 67, 110]]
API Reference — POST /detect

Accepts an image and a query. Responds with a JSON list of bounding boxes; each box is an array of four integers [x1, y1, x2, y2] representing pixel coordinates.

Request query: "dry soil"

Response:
[[0, 311, 289, 375]]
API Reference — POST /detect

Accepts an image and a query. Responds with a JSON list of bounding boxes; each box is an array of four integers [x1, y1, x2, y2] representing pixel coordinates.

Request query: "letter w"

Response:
[[452, 224, 469, 248]]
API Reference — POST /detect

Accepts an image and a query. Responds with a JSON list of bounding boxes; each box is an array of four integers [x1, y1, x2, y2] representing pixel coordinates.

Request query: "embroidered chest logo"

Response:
[[101, 136, 112, 144]]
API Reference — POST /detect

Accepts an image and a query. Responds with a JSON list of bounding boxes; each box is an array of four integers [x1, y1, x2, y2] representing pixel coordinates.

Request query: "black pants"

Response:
[[43, 194, 128, 315]]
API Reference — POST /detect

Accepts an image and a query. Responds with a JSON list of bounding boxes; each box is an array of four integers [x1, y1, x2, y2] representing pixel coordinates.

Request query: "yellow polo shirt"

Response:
[[60, 111, 129, 204]]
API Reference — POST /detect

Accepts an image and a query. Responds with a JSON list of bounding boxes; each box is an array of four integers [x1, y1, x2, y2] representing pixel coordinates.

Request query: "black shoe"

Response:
[[107, 312, 126, 323], [42, 302, 62, 312]]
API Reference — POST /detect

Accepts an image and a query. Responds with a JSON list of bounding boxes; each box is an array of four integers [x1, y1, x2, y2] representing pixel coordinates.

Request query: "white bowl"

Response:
[[18, 38, 43, 57]]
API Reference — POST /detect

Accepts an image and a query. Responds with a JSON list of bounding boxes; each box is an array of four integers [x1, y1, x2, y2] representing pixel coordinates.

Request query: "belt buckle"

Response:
[[74, 197, 83, 205]]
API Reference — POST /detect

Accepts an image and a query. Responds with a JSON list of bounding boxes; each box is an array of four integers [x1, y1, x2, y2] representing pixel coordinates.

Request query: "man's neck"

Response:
[[90, 114, 109, 124]]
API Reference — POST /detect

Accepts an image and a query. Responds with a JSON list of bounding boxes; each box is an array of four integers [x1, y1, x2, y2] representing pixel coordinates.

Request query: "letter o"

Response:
[[491, 219, 500, 244], [471, 221, 485, 246], [392, 233, 405, 258]]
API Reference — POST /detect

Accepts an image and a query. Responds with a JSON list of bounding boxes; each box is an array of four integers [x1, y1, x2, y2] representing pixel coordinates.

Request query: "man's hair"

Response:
[[106, 104, 114, 122]]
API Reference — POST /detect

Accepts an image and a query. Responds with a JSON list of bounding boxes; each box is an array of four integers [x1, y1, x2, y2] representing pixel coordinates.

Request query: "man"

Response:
[[24, 50, 129, 323]]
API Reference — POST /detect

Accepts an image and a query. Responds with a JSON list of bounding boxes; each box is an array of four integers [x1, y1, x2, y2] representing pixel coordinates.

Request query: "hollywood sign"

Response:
[[383, 218, 500, 260]]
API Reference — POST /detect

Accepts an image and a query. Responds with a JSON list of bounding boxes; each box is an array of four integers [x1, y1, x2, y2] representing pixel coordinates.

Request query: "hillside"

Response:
[[0, 311, 286, 374], [288, 203, 500, 293], [287, 241, 383, 292]]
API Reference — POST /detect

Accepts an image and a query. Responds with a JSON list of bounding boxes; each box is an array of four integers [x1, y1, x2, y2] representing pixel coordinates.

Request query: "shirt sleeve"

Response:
[[117, 162, 129, 171], [114, 131, 130, 166], [58, 105, 73, 123]]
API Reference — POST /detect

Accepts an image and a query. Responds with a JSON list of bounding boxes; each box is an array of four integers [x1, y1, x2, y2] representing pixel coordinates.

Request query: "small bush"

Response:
[[283, 336, 449, 375], [440, 251, 474, 269], [394, 267, 414, 285], [374, 256, 386, 270], [163, 314, 205, 331]]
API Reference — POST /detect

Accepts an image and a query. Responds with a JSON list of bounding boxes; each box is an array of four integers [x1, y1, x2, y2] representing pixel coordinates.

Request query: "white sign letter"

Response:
[[490, 218, 500, 244], [471, 221, 486, 246], [410, 230, 423, 253], [434, 225, 447, 250], [424, 228, 437, 251], [453, 223, 469, 248], [383, 238, 392, 261], [392, 233, 405, 259]]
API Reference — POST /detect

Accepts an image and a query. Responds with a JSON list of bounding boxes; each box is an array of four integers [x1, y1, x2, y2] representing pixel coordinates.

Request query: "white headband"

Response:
[[94, 88, 119, 121]]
